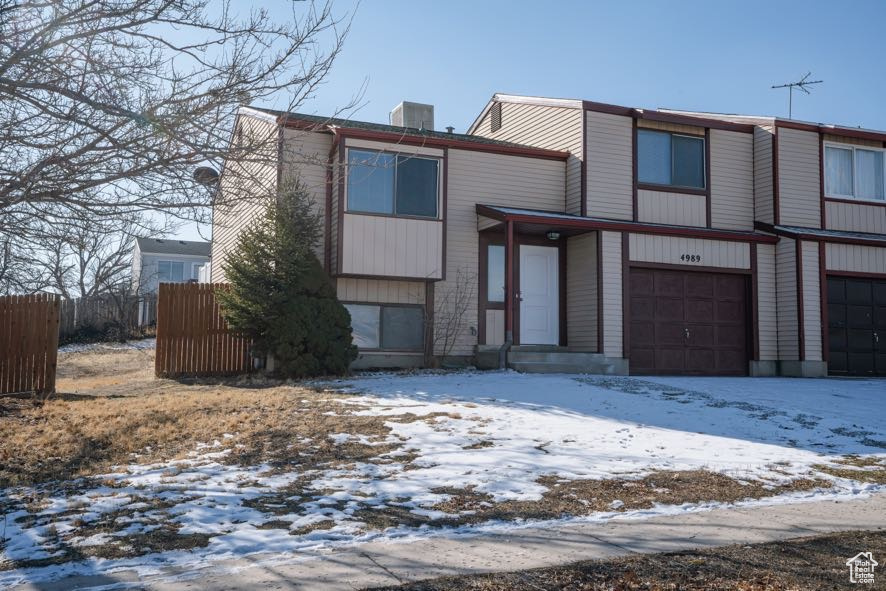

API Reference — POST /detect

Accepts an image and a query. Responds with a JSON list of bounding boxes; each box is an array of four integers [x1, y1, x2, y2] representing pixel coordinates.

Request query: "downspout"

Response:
[[324, 126, 339, 273]]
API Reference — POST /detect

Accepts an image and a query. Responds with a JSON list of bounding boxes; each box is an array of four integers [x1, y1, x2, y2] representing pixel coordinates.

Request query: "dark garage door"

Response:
[[630, 268, 749, 376], [827, 276, 886, 376]]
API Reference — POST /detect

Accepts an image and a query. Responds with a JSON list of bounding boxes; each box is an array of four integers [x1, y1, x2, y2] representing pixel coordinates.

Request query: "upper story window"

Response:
[[825, 143, 885, 202], [157, 260, 184, 282], [637, 129, 706, 190], [346, 148, 440, 218]]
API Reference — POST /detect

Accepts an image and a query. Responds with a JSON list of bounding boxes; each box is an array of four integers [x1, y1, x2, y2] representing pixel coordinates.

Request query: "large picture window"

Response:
[[157, 260, 184, 282], [347, 149, 439, 218], [825, 144, 886, 202], [344, 303, 424, 351], [637, 129, 705, 189]]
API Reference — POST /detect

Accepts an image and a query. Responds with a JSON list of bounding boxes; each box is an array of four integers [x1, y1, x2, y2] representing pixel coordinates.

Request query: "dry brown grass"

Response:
[[815, 455, 886, 485], [55, 347, 158, 396], [369, 530, 886, 591]]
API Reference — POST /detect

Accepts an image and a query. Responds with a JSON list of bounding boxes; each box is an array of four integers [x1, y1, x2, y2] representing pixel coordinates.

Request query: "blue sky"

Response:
[[183, 0, 886, 240], [294, 0, 886, 132]]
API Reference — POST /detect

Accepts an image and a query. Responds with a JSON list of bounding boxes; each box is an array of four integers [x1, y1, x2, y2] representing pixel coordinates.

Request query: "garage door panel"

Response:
[[656, 273, 685, 297], [686, 299, 714, 322], [716, 300, 745, 324], [685, 274, 714, 298], [629, 267, 749, 376], [656, 299, 684, 323], [827, 276, 886, 376]]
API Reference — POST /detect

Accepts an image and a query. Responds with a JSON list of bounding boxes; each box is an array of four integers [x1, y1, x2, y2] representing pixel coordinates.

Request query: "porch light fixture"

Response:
[[546, 231, 561, 241]]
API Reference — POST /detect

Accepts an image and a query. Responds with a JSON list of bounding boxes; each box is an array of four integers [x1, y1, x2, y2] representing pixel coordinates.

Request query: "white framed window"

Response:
[[346, 148, 440, 218], [637, 129, 706, 190], [157, 260, 184, 282], [824, 143, 886, 202], [343, 303, 425, 351]]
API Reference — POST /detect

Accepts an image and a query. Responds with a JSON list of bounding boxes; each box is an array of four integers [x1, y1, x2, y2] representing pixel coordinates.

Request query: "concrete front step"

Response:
[[508, 352, 606, 364], [507, 360, 622, 374]]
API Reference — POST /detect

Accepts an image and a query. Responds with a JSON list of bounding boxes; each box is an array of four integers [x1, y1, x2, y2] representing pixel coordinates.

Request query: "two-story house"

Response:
[[132, 237, 211, 294], [211, 97, 886, 377]]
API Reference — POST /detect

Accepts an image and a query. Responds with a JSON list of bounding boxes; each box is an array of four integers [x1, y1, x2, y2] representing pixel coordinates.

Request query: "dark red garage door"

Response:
[[630, 268, 749, 376], [827, 276, 886, 376]]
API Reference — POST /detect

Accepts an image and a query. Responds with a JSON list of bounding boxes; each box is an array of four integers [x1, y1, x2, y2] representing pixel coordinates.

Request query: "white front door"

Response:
[[519, 245, 559, 345]]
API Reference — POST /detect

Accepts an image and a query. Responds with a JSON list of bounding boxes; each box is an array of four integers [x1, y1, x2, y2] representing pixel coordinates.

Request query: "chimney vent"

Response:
[[391, 101, 434, 131], [446, 126, 455, 134]]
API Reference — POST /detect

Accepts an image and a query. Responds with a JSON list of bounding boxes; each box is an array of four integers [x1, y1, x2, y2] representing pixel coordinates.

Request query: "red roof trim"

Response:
[[581, 101, 755, 133]]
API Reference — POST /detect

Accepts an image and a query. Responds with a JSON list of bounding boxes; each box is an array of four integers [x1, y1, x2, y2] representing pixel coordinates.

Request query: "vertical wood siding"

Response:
[[336, 278, 425, 304], [775, 238, 799, 360], [637, 190, 706, 227], [472, 101, 581, 213], [710, 129, 754, 231], [825, 201, 886, 234], [601, 231, 623, 357], [756, 243, 778, 360], [777, 128, 821, 228], [628, 235, 750, 269], [340, 214, 443, 279], [586, 111, 634, 220], [0, 294, 60, 395], [485, 310, 505, 346], [637, 119, 705, 135], [566, 233, 598, 350], [800, 241, 822, 361], [825, 243, 886, 273], [211, 115, 278, 282], [754, 126, 775, 224], [281, 129, 334, 264], [443, 149, 566, 355]]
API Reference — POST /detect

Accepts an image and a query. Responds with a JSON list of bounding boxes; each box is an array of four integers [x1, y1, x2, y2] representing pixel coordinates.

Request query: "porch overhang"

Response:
[[476, 204, 779, 244], [755, 221, 886, 247]]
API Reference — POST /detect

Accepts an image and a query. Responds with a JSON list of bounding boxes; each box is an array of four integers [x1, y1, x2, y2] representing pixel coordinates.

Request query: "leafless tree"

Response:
[[427, 269, 476, 367], [0, 0, 353, 243]]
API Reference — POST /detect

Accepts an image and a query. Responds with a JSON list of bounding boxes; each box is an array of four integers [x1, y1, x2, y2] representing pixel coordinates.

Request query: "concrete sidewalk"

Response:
[[14, 493, 886, 591]]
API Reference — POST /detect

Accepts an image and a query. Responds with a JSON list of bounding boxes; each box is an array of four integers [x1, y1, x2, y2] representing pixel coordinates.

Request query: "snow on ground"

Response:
[[1, 372, 884, 587], [58, 338, 156, 354]]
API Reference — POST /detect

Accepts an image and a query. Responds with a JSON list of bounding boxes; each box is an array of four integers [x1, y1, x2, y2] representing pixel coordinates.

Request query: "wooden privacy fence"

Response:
[[0, 294, 60, 395], [155, 283, 252, 377]]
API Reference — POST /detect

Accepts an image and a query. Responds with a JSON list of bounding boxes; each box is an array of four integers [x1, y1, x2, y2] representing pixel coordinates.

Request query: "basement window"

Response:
[[346, 149, 440, 218], [637, 129, 705, 190], [344, 303, 425, 351]]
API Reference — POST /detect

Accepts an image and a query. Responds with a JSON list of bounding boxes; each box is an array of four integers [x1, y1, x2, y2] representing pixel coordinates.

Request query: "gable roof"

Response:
[[244, 106, 566, 152], [136, 238, 211, 257]]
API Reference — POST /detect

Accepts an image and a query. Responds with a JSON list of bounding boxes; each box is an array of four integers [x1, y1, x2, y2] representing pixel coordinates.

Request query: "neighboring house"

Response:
[[132, 238, 211, 295], [211, 97, 886, 377]]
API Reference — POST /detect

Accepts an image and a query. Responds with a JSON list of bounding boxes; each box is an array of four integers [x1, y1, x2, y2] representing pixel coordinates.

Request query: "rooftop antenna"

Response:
[[771, 72, 823, 119]]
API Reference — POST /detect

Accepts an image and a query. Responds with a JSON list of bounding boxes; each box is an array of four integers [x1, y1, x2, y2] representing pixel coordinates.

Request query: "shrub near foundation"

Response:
[[217, 182, 357, 377]]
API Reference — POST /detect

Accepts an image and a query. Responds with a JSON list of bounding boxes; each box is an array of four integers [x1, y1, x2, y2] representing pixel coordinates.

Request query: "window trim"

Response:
[[636, 129, 707, 192], [823, 141, 886, 204], [342, 301, 426, 352], [344, 147, 443, 220]]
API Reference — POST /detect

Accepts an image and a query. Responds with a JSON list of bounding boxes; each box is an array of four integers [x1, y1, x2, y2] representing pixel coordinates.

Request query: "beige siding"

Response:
[[800, 241, 822, 361], [566, 233, 598, 350], [823, 133, 882, 148], [472, 101, 581, 213], [628, 234, 750, 269], [825, 201, 886, 234], [754, 126, 775, 224], [777, 128, 821, 228], [442, 149, 566, 355], [280, 129, 333, 264], [637, 190, 706, 227], [756, 243, 778, 360], [826, 243, 886, 273], [486, 310, 505, 346], [586, 111, 633, 220], [710, 129, 754, 231], [336, 278, 425, 304], [340, 214, 443, 279], [211, 114, 278, 282], [600, 231, 623, 357], [775, 238, 799, 360]]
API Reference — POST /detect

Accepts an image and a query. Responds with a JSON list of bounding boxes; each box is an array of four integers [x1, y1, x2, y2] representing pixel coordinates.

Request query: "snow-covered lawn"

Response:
[[1, 371, 884, 587]]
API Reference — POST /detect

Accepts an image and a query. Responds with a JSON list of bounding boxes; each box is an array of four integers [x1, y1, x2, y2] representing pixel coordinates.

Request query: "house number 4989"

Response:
[[680, 254, 702, 263]]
